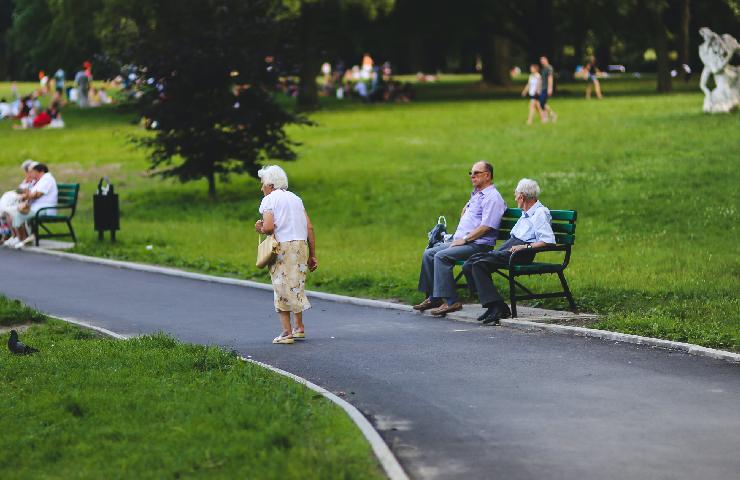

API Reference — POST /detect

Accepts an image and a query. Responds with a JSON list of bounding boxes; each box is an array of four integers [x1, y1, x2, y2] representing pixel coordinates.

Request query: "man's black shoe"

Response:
[[500, 303, 512, 320], [477, 308, 494, 321], [481, 301, 510, 325], [481, 310, 501, 325]]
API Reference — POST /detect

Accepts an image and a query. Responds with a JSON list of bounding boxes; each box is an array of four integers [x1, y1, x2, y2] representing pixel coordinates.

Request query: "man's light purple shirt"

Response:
[[453, 184, 507, 246]]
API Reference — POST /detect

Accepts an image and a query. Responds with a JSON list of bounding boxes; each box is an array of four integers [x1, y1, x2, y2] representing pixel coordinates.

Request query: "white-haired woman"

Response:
[[255, 165, 317, 344], [1, 159, 38, 246]]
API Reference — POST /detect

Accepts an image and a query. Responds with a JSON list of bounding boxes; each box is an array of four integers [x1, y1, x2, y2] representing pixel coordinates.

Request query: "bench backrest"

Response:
[[57, 183, 80, 215], [498, 207, 577, 245]]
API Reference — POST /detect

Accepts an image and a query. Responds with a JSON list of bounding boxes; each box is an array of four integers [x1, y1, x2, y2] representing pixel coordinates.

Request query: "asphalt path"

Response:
[[1, 248, 739, 480]]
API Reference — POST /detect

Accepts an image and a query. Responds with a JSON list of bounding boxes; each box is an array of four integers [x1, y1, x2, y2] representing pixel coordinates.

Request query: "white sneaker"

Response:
[[14, 235, 35, 249], [4, 237, 18, 247]]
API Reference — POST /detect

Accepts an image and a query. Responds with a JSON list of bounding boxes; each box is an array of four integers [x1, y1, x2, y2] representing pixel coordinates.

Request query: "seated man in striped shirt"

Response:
[[462, 178, 555, 324]]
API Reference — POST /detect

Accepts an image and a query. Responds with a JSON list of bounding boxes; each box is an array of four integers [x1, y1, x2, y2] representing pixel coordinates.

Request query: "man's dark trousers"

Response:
[[418, 242, 490, 300], [462, 237, 534, 306]]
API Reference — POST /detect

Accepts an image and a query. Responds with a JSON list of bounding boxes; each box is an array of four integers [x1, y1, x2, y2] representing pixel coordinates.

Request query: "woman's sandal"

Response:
[[272, 332, 294, 344], [292, 329, 305, 340]]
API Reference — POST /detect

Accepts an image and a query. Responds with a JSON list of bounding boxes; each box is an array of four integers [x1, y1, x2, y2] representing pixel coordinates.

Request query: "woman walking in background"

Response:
[[584, 56, 603, 99], [255, 165, 318, 344], [521, 63, 542, 125]]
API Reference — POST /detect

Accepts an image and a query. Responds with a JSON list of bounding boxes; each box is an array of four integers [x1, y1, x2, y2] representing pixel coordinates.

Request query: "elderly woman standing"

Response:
[[255, 165, 317, 344]]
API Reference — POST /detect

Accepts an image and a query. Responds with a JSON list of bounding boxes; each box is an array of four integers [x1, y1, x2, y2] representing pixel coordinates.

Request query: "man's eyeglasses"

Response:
[[469, 170, 488, 177]]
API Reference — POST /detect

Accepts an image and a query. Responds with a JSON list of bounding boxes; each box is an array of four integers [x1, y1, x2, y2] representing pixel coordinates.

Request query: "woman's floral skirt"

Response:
[[269, 240, 311, 313]]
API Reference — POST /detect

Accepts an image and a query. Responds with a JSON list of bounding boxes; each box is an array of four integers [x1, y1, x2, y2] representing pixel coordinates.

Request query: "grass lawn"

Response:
[[0, 76, 738, 352], [0, 297, 384, 479]]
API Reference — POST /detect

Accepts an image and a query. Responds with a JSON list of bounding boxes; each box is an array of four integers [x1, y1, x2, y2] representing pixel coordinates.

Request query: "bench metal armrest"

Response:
[[509, 244, 572, 269]]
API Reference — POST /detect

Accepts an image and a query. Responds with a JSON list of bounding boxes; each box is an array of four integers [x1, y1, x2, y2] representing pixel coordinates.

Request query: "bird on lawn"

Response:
[[8, 330, 39, 355]]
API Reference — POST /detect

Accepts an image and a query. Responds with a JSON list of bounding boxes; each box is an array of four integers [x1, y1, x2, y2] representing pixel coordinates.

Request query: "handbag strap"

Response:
[[438, 216, 447, 227]]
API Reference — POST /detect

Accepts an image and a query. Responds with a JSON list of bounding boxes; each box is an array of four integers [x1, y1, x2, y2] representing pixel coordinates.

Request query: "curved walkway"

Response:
[[1, 249, 739, 480]]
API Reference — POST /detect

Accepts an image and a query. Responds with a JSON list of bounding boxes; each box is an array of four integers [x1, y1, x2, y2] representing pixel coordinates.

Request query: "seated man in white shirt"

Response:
[[9, 163, 58, 249], [462, 178, 556, 324]]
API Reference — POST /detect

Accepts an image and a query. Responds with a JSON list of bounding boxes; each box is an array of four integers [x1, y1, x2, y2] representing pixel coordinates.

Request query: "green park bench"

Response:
[[455, 207, 577, 317], [32, 183, 80, 246]]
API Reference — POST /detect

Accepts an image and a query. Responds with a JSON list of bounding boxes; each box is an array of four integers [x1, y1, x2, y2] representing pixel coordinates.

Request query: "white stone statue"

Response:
[[698, 27, 739, 113]]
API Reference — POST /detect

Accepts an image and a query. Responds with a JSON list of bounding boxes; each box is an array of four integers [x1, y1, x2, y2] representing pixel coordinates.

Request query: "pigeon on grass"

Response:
[[8, 330, 39, 355]]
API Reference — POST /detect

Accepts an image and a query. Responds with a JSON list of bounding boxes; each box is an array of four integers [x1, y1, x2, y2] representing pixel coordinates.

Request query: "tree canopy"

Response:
[[127, 0, 306, 197]]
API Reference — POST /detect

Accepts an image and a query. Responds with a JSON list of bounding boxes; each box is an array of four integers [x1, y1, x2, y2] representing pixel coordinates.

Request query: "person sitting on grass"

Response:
[[414, 161, 507, 317], [0, 98, 11, 119], [462, 178, 555, 325], [8, 163, 58, 249]]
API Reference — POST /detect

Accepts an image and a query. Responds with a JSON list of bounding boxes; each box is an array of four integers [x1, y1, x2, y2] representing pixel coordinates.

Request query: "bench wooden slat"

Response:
[[555, 233, 575, 245], [551, 210, 577, 221]]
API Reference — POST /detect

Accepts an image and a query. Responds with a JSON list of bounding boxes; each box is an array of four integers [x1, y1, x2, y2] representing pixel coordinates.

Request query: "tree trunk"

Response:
[[0, 0, 10, 80], [653, 8, 672, 93], [596, 40, 611, 71], [678, 0, 690, 80], [297, 3, 319, 111], [481, 34, 511, 86], [530, 0, 553, 60]]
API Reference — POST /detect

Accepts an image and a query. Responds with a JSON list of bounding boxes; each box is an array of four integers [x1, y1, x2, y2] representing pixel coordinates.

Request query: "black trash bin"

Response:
[[93, 177, 119, 241]]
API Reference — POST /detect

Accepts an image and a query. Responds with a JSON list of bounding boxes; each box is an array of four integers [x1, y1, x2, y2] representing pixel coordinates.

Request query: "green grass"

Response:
[[0, 300, 383, 479], [0, 295, 46, 326], [0, 76, 738, 352]]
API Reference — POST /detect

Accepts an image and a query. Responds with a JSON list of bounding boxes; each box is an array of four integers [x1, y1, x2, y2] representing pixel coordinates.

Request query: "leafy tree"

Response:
[[7, 0, 101, 79], [0, 0, 13, 79], [124, 0, 306, 197]]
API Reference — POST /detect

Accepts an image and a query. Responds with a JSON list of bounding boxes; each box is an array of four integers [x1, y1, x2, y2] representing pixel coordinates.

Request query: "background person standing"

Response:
[[75, 68, 89, 108], [584, 56, 603, 99], [539, 56, 557, 122]]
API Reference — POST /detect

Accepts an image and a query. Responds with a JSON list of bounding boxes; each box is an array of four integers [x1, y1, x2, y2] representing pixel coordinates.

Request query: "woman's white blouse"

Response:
[[259, 189, 308, 242]]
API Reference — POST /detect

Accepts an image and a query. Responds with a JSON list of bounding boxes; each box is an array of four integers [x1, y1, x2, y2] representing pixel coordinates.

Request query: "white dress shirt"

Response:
[[510, 201, 556, 244]]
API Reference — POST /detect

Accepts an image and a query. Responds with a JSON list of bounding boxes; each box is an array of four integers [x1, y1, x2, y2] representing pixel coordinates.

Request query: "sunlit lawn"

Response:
[[0, 76, 738, 351]]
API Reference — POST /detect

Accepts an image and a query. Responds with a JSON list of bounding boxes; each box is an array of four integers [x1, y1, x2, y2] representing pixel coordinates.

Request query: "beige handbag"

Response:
[[256, 234, 279, 268]]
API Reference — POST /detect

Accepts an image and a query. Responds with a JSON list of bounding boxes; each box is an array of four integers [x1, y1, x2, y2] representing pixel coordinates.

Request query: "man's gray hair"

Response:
[[21, 159, 37, 172], [257, 165, 289, 190], [515, 178, 541, 200]]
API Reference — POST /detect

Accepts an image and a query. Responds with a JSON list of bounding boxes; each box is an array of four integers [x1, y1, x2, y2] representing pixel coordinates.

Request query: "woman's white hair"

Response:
[[257, 165, 289, 190], [21, 159, 37, 172], [515, 178, 541, 200]]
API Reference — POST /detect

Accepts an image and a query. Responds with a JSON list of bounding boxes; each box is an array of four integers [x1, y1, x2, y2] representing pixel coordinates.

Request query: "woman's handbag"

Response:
[[256, 234, 279, 268]]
